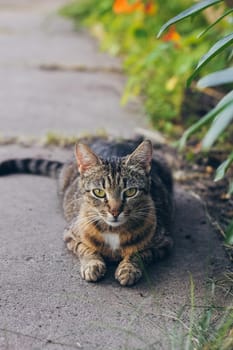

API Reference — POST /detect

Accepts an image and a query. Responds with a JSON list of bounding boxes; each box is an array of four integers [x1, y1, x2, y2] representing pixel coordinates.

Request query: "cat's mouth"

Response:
[[106, 220, 124, 227], [104, 213, 126, 227]]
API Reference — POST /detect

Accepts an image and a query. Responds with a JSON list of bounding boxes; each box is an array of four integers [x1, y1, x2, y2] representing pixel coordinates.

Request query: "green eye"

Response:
[[92, 188, 106, 198], [125, 188, 137, 198]]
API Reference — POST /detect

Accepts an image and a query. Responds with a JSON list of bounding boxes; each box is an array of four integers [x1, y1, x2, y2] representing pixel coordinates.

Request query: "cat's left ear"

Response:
[[75, 143, 101, 174], [125, 140, 152, 174]]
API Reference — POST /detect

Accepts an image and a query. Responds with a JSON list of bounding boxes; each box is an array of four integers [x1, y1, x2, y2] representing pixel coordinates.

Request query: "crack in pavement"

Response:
[[39, 63, 123, 74], [0, 327, 81, 349]]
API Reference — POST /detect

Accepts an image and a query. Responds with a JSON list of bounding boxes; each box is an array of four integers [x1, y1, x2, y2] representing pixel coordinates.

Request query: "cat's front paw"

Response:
[[115, 262, 142, 286], [64, 228, 79, 253], [80, 259, 106, 282]]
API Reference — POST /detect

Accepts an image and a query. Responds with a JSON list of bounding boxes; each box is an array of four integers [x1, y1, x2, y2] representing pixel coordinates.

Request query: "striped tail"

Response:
[[0, 158, 64, 178]]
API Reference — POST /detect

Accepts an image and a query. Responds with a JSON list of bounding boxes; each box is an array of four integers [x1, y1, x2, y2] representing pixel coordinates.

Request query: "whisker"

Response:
[[77, 216, 97, 226]]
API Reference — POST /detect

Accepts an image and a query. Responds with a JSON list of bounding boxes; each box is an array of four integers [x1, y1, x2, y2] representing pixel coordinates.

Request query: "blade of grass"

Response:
[[214, 151, 233, 181], [187, 33, 233, 85], [185, 274, 195, 350], [197, 8, 233, 38], [229, 181, 233, 195], [225, 219, 233, 245], [197, 68, 233, 88], [202, 100, 233, 149], [178, 98, 233, 150], [157, 0, 223, 38]]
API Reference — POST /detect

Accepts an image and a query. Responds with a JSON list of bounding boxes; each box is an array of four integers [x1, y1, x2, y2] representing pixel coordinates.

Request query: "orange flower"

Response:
[[144, 2, 157, 15], [113, 0, 157, 15], [113, 0, 142, 14], [162, 25, 181, 43]]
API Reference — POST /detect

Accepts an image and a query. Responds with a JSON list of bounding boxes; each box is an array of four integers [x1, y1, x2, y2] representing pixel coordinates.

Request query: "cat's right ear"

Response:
[[75, 143, 101, 174]]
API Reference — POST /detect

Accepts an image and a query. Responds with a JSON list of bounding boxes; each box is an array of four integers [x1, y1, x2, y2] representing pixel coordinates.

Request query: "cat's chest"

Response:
[[102, 232, 120, 251]]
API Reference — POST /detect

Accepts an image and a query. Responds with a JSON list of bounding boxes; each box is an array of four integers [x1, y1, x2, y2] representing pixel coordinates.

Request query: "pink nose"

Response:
[[109, 207, 120, 218]]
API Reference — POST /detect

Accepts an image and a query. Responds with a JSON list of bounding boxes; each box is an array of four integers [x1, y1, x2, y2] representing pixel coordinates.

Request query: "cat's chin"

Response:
[[105, 220, 125, 228]]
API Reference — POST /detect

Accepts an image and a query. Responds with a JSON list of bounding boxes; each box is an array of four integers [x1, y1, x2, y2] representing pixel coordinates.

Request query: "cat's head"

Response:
[[75, 140, 153, 228]]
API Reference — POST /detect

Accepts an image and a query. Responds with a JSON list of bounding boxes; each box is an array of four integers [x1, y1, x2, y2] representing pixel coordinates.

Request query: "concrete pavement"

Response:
[[0, 0, 146, 138], [0, 1, 231, 349]]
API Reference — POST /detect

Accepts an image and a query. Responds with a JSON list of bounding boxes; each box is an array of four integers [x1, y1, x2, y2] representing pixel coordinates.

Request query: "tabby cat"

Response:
[[0, 138, 173, 286]]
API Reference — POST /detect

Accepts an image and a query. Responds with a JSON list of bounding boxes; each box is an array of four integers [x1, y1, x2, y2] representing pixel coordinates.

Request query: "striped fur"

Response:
[[62, 139, 173, 286], [0, 139, 173, 286], [0, 158, 63, 178]]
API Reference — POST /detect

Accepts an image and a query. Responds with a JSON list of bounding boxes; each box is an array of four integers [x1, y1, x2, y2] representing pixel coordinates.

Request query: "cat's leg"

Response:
[[151, 233, 173, 260], [115, 234, 173, 286], [78, 243, 106, 282], [115, 249, 153, 286], [64, 225, 80, 252], [64, 226, 106, 282]]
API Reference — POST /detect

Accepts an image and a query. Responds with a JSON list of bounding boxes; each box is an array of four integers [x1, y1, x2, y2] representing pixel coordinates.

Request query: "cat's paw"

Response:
[[63, 229, 77, 252], [65, 237, 77, 252], [115, 262, 142, 286], [80, 259, 106, 282]]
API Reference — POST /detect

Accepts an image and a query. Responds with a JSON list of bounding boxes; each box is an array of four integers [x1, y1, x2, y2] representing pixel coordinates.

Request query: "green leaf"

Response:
[[225, 219, 233, 245], [202, 105, 233, 149], [178, 96, 233, 150], [157, 0, 223, 38], [214, 151, 233, 181], [229, 181, 233, 195], [187, 33, 233, 85], [197, 8, 233, 38], [197, 68, 233, 88], [218, 90, 233, 106]]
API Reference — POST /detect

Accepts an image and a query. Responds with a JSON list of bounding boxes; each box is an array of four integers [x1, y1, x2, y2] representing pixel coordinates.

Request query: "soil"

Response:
[[153, 141, 233, 263]]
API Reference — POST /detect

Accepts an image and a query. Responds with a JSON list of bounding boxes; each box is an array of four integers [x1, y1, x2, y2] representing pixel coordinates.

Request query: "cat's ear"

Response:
[[75, 143, 101, 174], [125, 140, 152, 174]]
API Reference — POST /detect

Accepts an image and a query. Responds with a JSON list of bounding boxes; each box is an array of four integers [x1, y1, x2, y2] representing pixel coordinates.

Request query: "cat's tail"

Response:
[[0, 158, 64, 178]]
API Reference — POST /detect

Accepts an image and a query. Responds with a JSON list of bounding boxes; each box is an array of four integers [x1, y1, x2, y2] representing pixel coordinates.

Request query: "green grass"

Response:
[[89, 272, 233, 350]]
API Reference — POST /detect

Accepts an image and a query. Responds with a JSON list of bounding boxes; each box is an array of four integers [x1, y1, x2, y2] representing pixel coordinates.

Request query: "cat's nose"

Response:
[[109, 207, 120, 218]]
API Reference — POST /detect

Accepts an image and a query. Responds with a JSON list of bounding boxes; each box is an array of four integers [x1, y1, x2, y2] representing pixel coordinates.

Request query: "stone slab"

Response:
[[0, 0, 147, 139], [0, 0, 231, 349], [0, 67, 144, 138], [0, 145, 230, 350]]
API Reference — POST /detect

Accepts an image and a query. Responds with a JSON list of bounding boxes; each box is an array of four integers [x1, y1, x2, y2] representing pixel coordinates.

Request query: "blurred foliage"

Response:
[[159, 0, 233, 243], [60, 0, 231, 133]]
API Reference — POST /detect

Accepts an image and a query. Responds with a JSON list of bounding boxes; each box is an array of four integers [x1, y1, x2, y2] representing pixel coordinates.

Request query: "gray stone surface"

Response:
[[0, 148, 230, 350], [0, 1, 231, 350], [0, 0, 146, 139], [0, 67, 145, 138]]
